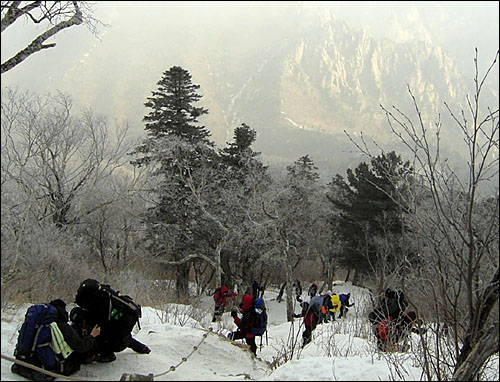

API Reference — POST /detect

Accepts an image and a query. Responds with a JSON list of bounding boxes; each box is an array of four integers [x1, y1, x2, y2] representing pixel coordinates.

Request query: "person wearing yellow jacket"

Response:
[[329, 294, 341, 320]]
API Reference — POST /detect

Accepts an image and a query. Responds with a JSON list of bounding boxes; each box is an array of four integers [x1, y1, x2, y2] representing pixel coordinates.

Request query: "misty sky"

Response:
[[1, 1, 498, 145]]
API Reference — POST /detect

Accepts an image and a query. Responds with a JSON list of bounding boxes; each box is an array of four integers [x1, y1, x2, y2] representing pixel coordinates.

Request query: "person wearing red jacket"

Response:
[[228, 294, 257, 355], [212, 286, 237, 322], [293, 301, 319, 348]]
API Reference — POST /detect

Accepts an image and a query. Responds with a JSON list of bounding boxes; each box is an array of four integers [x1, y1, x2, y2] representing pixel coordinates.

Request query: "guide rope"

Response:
[[1, 326, 215, 381], [153, 326, 213, 377]]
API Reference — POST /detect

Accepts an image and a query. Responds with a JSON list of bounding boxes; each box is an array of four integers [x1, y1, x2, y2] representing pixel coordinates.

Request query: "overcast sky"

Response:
[[1, 1, 498, 142]]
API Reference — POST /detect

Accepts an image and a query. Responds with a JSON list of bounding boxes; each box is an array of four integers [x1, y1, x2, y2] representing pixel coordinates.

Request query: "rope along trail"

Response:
[[1, 327, 214, 381]]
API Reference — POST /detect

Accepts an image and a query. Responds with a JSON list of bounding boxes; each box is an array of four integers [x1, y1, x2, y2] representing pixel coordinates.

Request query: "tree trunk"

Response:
[[452, 323, 499, 381], [215, 244, 222, 288], [352, 269, 360, 285], [277, 281, 286, 303], [220, 249, 233, 288], [176, 262, 190, 303], [345, 269, 351, 282], [455, 267, 499, 372]]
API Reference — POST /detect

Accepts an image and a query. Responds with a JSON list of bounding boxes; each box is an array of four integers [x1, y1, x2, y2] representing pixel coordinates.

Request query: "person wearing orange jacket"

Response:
[[212, 286, 237, 322], [228, 294, 257, 355]]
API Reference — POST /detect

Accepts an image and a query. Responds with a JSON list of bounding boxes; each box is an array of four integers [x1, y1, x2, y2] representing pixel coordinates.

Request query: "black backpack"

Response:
[[75, 279, 142, 332]]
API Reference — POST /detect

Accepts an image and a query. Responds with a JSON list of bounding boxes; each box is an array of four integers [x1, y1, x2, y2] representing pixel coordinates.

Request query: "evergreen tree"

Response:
[[131, 66, 214, 302], [144, 66, 210, 142], [327, 151, 413, 279], [217, 123, 271, 288]]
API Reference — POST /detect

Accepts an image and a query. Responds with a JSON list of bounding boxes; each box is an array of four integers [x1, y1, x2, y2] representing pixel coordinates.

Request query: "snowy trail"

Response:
[[2, 282, 498, 381]]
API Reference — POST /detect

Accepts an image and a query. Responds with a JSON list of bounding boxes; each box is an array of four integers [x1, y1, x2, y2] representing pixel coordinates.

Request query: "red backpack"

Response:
[[214, 286, 226, 304], [377, 316, 393, 340]]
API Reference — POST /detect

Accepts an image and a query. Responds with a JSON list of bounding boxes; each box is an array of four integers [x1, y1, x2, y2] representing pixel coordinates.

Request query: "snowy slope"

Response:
[[1, 282, 498, 381]]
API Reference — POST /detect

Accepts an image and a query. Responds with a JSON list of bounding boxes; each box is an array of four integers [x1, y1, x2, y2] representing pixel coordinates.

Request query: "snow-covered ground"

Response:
[[1, 281, 498, 381]]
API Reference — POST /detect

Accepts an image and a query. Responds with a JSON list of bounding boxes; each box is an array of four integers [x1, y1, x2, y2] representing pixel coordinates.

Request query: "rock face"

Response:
[[194, 5, 485, 171]]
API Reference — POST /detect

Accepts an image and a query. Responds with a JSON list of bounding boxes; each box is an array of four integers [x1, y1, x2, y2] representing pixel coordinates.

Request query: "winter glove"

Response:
[[139, 345, 151, 354], [231, 310, 238, 318]]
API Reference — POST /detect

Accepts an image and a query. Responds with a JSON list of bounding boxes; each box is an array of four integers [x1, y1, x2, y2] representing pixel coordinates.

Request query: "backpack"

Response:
[[377, 318, 392, 340], [214, 286, 224, 305], [250, 297, 267, 336], [310, 295, 324, 317], [339, 293, 350, 304], [385, 290, 408, 319], [14, 304, 60, 371], [330, 294, 341, 312], [75, 279, 142, 332]]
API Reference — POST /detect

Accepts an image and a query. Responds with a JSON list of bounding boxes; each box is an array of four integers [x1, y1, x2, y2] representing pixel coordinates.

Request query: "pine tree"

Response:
[[144, 66, 210, 142], [217, 123, 270, 287], [327, 151, 413, 279], [131, 66, 214, 302]]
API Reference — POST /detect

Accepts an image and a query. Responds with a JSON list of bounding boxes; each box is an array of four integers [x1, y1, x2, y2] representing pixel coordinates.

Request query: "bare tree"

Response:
[[347, 49, 499, 381], [1, 87, 137, 271], [1, 1, 103, 74]]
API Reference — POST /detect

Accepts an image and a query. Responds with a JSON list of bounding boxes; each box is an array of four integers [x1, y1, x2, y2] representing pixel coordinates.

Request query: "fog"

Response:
[[1, 1, 498, 155]]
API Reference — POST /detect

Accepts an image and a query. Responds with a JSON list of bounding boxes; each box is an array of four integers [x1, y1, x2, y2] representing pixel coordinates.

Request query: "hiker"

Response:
[[74, 279, 149, 363], [307, 283, 318, 298], [69, 306, 150, 361], [368, 288, 410, 351], [369, 288, 408, 325], [293, 301, 319, 347], [338, 293, 354, 318], [212, 285, 238, 322], [375, 310, 424, 351], [228, 294, 257, 355], [329, 293, 341, 320], [251, 280, 263, 299], [12, 299, 100, 381], [320, 292, 332, 323]]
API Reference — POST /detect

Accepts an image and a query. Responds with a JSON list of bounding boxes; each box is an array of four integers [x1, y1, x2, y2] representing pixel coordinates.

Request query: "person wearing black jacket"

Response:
[[11, 299, 100, 380], [228, 294, 257, 355], [69, 306, 150, 363], [50, 299, 101, 373]]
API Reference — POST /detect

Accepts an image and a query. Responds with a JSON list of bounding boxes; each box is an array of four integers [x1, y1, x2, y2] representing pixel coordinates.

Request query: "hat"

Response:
[[49, 299, 69, 322]]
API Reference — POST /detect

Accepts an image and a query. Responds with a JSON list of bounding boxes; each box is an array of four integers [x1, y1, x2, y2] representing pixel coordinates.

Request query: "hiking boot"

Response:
[[11, 363, 55, 381], [96, 353, 116, 363], [134, 345, 151, 354], [129, 338, 151, 354], [83, 355, 97, 364]]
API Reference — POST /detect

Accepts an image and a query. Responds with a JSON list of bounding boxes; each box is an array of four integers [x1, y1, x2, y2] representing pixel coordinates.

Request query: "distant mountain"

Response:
[[186, 5, 497, 177], [2, 2, 497, 180]]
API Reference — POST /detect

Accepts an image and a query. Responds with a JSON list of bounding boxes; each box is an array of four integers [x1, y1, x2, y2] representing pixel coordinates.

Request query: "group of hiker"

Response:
[[11, 279, 150, 381], [291, 282, 423, 351], [212, 280, 267, 356], [293, 282, 355, 347], [11, 277, 424, 380], [368, 287, 425, 351]]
